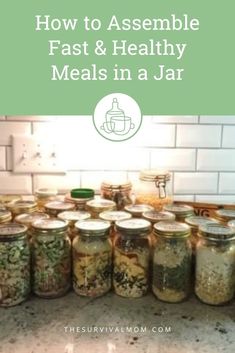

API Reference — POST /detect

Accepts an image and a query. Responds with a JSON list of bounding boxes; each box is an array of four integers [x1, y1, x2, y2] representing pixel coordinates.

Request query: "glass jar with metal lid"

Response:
[[99, 210, 132, 240], [0, 210, 12, 224], [31, 219, 71, 298], [73, 219, 112, 297], [35, 188, 58, 211], [143, 210, 175, 226], [15, 212, 49, 240], [214, 208, 235, 225], [58, 211, 91, 240], [6, 200, 38, 219], [195, 224, 235, 305], [163, 203, 195, 222], [185, 216, 219, 254], [124, 204, 154, 218], [86, 199, 116, 219], [152, 221, 192, 303], [113, 219, 151, 298], [101, 181, 133, 210], [65, 188, 95, 211], [45, 200, 75, 217], [136, 170, 172, 210], [0, 195, 21, 207], [0, 223, 30, 307]]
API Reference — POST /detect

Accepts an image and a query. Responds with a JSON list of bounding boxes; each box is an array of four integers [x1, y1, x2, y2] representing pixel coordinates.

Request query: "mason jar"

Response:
[[99, 210, 132, 241], [113, 219, 151, 298], [45, 200, 75, 217], [163, 203, 195, 222], [0, 223, 30, 307], [101, 181, 133, 210], [86, 199, 116, 219], [6, 200, 38, 219], [35, 188, 58, 211], [124, 204, 154, 218], [143, 210, 175, 227], [152, 221, 192, 303], [214, 208, 235, 225], [73, 219, 112, 297], [65, 188, 95, 211], [135, 170, 172, 210], [15, 212, 50, 240], [195, 224, 235, 305], [31, 219, 71, 298], [0, 210, 12, 224], [0, 195, 21, 208], [58, 210, 91, 240]]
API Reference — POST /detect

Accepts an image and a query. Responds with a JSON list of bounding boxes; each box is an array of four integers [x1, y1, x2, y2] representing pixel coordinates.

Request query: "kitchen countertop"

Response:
[[0, 292, 234, 353]]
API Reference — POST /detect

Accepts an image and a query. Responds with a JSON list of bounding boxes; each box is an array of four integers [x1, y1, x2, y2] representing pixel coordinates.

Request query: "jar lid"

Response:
[[70, 188, 95, 199], [7, 200, 38, 214], [45, 201, 75, 211], [75, 219, 110, 235], [101, 181, 132, 190], [0, 195, 21, 205], [124, 204, 154, 216], [0, 210, 12, 223], [99, 210, 132, 222], [199, 223, 235, 241], [58, 211, 91, 222], [143, 210, 175, 223], [116, 218, 151, 234], [185, 216, 219, 229], [214, 209, 235, 222], [15, 212, 49, 227], [0, 223, 27, 241], [86, 199, 116, 211], [163, 203, 194, 216], [154, 221, 191, 238], [32, 219, 68, 231], [139, 170, 171, 182], [35, 188, 58, 197]]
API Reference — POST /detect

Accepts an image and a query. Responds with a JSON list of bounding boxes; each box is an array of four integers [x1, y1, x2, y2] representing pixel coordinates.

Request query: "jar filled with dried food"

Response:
[[99, 210, 132, 240], [45, 200, 75, 217], [15, 212, 50, 240], [31, 219, 71, 298], [185, 216, 219, 255], [65, 188, 95, 211], [101, 181, 133, 210], [124, 204, 154, 218], [135, 170, 172, 210], [6, 200, 38, 219], [152, 221, 192, 303], [0, 224, 30, 307], [0, 210, 12, 224], [58, 211, 91, 240], [214, 208, 235, 225], [163, 203, 195, 222], [86, 199, 116, 219], [35, 188, 58, 211], [113, 219, 151, 298], [195, 224, 235, 305], [73, 219, 112, 297]]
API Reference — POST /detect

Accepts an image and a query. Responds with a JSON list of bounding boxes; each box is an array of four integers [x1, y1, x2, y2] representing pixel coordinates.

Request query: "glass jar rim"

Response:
[[32, 219, 68, 232], [75, 219, 111, 236], [143, 210, 175, 223], [116, 218, 151, 234], [0, 223, 27, 241], [185, 216, 219, 229], [198, 223, 235, 241], [153, 221, 191, 238]]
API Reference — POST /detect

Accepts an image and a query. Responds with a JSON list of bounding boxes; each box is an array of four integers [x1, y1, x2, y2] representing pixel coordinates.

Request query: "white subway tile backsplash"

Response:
[[6, 147, 12, 171], [197, 150, 235, 171], [81, 171, 127, 191], [0, 147, 6, 170], [173, 195, 195, 202], [222, 126, 235, 148], [151, 149, 196, 171], [33, 173, 81, 194], [219, 173, 235, 194], [174, 173, 218, 194], [200, 116, 235, 124], [152, 116, 198, 124], [0, 122, 31, 145], [195, 195, 235, 205], [0, 172, 32, 194], [177, 125, 221, 147]]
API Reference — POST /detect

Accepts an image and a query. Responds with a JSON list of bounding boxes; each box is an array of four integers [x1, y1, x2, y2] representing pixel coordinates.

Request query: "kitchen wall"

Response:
[[1, 115, 235, 204]]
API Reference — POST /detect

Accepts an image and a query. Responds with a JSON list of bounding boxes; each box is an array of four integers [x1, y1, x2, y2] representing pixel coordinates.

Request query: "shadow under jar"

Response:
[[152, 221, 192, 303], [195, 224, 235, 306], [31, 219, 71, 298], [73, 219, 112, 297], [0, 224, 30, 307], [113, 219, 151, 298]]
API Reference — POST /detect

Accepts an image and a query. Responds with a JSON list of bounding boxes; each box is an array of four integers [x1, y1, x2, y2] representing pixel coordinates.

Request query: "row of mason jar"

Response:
[[1, 209, 235, 307]]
